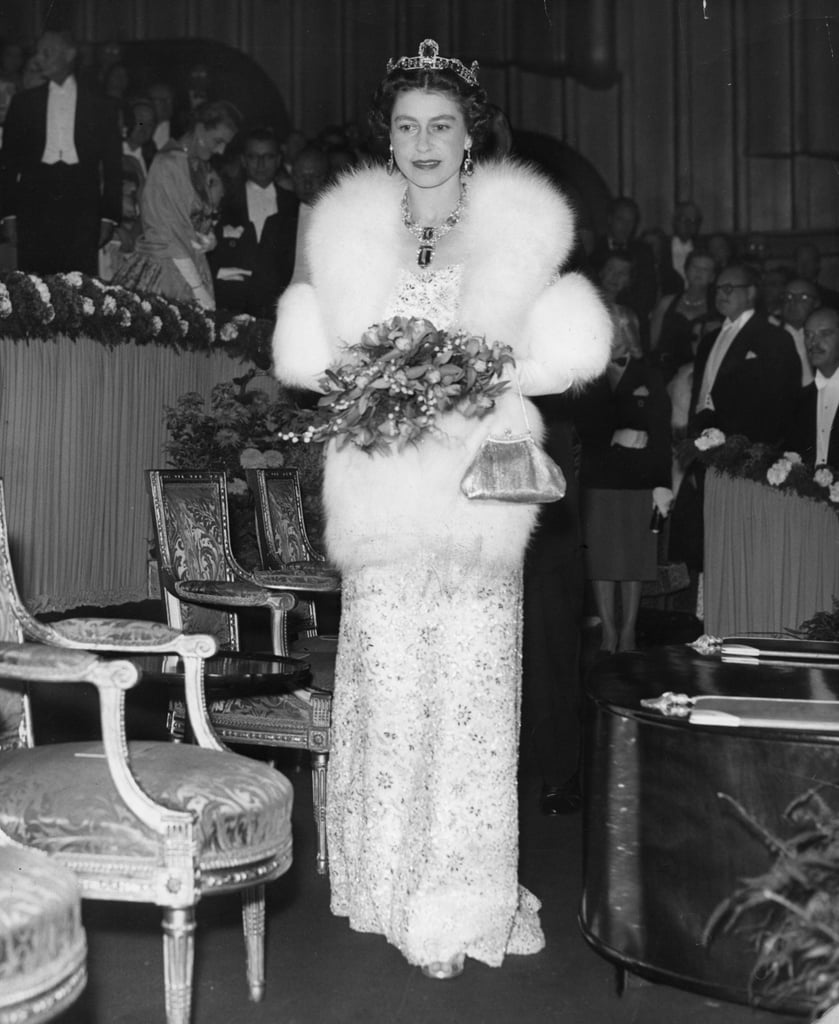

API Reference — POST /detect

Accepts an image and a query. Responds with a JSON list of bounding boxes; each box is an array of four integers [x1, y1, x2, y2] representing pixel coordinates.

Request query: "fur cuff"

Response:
[[272, 283, 333, 389], [521, 272, 613, 390]]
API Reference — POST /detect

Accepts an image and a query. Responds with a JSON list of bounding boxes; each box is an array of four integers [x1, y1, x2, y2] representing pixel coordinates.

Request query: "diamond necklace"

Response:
[[401, 181, 468, 268]]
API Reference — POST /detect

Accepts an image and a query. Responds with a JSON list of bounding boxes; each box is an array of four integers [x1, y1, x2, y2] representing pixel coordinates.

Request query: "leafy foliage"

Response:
[[163, 371, 326, 556], [793, 599, 839, 642], [705, 790, 839, 1018]]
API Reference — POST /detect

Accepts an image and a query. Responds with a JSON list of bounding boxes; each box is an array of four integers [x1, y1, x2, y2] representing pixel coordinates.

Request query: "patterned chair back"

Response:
[[0, 480, 36, 750], [147, 470, 240, 650], [247, 468, 323, 637]]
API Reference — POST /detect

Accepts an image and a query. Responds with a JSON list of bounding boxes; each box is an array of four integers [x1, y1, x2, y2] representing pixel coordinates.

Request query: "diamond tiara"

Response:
[[386, 39, 480, 88]]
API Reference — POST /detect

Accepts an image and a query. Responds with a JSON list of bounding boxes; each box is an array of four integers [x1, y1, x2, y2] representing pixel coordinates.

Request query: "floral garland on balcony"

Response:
[[678, 428, 839, 515], [0, 269, 273, 367]]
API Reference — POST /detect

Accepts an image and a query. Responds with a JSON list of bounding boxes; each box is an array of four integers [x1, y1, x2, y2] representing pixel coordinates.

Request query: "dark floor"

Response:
[[32, 602, 804, 1024]]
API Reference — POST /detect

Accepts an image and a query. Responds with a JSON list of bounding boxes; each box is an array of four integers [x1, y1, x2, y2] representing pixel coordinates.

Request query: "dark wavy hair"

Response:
[[368, 67, 492, 151], [190, 99, 242, 135]]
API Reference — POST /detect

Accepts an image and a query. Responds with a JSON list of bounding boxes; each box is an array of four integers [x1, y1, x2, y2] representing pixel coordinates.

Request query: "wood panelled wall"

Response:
[[5, 0, 837, 238]]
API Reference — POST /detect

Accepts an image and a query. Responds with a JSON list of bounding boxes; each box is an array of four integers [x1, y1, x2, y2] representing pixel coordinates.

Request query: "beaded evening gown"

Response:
[[325, 264, 545, 968]]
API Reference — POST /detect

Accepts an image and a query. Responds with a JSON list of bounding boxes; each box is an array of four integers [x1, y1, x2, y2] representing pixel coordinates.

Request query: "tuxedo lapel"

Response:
[[714, 316, 759, 378], [28, 84, 49, 157]]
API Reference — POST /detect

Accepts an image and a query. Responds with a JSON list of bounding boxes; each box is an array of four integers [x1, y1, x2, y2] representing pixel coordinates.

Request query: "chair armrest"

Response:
[[29, 617, 218, 660], [164, 575, 297, 614], [21, 617, 227, 758], [0, 643, 196, 838], [250, 565, 341, 594]]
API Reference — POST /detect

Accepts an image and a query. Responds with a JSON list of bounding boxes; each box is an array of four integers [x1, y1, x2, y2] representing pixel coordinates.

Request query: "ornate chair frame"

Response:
[[0, 480, 294, 1023], [146, 468, 338, 873]]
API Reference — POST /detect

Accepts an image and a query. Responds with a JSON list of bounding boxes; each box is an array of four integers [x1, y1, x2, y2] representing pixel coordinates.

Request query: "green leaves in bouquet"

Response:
[[280, 316, 515, 456]]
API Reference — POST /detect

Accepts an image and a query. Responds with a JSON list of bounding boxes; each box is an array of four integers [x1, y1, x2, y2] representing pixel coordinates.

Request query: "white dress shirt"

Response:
[[152, 119, 170, 150], [815, 369, 839, 466], [671, 236, 693, 283], [42, 76, 79, 164], [245, 181, 277, 243], [122, 140, 148, 178], [784, 323, 815, 387], [695, 309, 754, 413]]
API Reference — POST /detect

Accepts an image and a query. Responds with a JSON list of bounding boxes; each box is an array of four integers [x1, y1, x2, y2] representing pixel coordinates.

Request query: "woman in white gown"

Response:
[[272, 39, 611, 978]]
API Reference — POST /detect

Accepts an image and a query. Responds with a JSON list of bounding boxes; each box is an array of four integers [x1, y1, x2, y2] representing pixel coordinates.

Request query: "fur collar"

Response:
[[304, 159, 577, 351]]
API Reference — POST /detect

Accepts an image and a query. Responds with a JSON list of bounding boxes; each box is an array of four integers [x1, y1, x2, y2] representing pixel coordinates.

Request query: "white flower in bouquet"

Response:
[[695, 427, 726, 451], [830, 482, 839, 504], [81, 297, 95, 316], [767, 458, 792, 486], [783, 451, 802, 464], [0, 283, 11, 318], [815, 467, 834, 488]]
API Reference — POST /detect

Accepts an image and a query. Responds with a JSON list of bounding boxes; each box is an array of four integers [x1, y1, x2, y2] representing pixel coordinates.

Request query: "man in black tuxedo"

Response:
[[660, 200, 702, 297], [690, 263, 800, 444], [0, 29, 121, 276], [671, 263, 801, 573], [787, 307, 839, 467], [209, 128, 299, 318]]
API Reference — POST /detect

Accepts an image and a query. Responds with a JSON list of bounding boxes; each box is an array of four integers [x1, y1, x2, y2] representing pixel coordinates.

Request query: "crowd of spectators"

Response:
[[1, 30, 837, 589], [576, 194, 839, 637], [0, 31, 370, 306]]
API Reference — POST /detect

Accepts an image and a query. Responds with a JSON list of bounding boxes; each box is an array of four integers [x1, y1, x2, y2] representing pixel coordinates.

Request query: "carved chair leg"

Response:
[[241, 884, 266, 1002], [162, 906, 196, 1024], [311, 751, 329, 875]]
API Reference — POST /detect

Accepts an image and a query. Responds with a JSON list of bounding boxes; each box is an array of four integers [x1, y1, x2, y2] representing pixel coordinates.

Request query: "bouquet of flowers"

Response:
[[279, 316, 515, 455]]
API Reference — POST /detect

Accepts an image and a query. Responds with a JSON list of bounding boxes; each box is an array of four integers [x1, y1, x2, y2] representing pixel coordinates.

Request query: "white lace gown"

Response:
[[326, 265, 545, 968]]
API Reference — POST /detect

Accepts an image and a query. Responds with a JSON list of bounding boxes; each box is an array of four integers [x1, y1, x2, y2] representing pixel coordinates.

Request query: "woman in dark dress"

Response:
[[649, 249, 718, 382], [576, 305, 673, 652]]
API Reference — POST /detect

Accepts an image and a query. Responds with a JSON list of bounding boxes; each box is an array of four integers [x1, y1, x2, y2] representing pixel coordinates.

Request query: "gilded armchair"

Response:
[[246, 466, 340, 680], [147, 468, 338, 873], [0, 480, 294, 1023]]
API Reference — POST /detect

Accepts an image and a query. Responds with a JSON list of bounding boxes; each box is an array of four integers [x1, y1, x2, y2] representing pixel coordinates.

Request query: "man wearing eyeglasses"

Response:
[[690, 263, 800, 444], [775, 278, 820, 387], [786, 307, 839, 467], [670, 263, 800, 576]]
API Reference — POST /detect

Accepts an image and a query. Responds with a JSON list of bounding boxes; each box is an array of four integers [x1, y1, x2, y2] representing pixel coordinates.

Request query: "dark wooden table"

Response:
[[580, 644, 839, 1016]]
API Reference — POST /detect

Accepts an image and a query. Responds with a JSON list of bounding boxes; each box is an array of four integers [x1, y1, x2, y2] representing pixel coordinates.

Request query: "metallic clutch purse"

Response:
[[460, 430, 566, 504]]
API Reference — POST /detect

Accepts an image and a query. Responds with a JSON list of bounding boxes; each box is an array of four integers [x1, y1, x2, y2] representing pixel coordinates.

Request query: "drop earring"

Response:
[[387, 144, 395, 175], [462, 145, 473, 176]]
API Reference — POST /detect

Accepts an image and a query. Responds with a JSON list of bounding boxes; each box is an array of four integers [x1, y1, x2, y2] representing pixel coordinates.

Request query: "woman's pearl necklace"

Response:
[[401, 180, 468, 268]]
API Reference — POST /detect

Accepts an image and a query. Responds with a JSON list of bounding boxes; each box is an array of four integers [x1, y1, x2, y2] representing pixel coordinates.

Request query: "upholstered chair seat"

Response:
[[0, 847, 86, 1024], [0, 741, 293, 881]]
